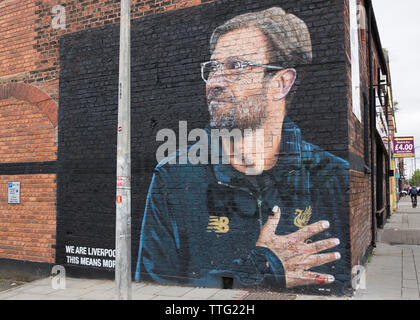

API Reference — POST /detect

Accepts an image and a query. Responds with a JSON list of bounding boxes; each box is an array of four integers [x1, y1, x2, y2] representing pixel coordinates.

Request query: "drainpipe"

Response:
[[385, 87, 391, 220], [367, 2, 376, 246]]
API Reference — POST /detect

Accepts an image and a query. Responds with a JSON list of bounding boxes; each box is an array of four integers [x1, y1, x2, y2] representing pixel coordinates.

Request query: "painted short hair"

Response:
[[209, 7, 312, 106], [210, 7, 313, 69]]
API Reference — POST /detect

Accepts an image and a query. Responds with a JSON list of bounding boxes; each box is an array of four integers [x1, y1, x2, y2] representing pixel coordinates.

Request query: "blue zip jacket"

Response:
[[135, 118, 350, 292]]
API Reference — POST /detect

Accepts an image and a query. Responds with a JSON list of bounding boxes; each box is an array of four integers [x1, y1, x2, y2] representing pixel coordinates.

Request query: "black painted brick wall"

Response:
[[57, 0, 349, 284]]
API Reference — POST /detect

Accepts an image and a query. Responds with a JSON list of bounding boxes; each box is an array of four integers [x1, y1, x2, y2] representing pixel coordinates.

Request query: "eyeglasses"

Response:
[[201, 59, 284, 84]]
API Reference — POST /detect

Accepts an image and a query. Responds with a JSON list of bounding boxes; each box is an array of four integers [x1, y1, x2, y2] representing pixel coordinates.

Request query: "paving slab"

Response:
[[402, 288, 419, 299], [84, 281, 115, 291], [78, 290, 116, 300], [133, 284, 168, 295], [27, 278, 51, 287], [403, 279, 418, 289], [20, 285, 56, 295], [133, 282, 147, 289], [44, 287, 97, 299], [0, 290, 20, 300], [63, 278, 106, 290], [353, 291, 402, 300], [43, 295, 77, 300], [157, 286, 195, 298], [151, 295, 193, 300], [6, 293, 46, 300], [182, 288, 221, 300], [207, 289, 248, 300], [132, 293, 156, 300]]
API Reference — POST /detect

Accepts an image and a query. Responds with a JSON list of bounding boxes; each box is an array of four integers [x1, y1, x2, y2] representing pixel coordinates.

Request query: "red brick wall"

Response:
[[0, 0, 38, 81], [0, 174, 56, 263], [349, 170, 371, 266], [0, 96, 57, 263], [345, 0, 391, 267], [0, 98, 56, 163], [344, 0, 376, 267]]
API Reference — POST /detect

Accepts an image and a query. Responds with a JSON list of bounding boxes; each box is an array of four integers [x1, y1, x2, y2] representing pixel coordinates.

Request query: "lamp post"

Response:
[[115, 0, 132, 300]]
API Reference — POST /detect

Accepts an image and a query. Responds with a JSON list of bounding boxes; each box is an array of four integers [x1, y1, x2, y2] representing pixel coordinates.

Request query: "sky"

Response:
[[372, 0, 420, 179]]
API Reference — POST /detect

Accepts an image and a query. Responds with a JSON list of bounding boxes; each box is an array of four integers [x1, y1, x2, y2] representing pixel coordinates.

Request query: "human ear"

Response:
[[270, 68, 297, 101]]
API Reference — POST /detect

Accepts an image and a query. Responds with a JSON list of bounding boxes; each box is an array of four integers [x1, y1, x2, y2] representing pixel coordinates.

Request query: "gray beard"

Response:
[[208, 97, 267, 131]]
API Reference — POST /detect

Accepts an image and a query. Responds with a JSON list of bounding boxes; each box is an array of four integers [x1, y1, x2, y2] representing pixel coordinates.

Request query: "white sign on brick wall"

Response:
[[8, 182, 20, 204]]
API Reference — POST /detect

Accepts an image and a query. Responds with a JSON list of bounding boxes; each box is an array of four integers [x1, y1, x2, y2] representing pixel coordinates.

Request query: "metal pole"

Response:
[[412, 158, 415, 180], [414, 146, 420, 174], [412, 158, 415, 182], [115, 0, 132, 300]]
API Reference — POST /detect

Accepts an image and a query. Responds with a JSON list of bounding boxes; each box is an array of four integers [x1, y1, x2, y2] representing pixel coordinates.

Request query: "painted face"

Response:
[[206, 27, 271, 131]]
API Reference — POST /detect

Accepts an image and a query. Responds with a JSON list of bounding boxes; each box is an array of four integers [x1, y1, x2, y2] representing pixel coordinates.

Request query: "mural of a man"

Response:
[[135, 7, 349, 291]]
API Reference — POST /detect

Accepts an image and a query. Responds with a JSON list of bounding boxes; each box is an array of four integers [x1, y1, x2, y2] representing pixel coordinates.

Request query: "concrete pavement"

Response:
[[351, 196, 420, 300], [0, 277, 252, 300], [1, 196, 419, 300]]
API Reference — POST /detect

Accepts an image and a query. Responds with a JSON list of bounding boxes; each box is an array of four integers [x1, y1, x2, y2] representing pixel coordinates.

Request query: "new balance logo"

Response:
[[207, 216, 230, 234]]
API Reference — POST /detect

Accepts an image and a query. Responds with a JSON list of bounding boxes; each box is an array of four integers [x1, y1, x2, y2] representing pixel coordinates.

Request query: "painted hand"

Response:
[[256, 206, 341, 288]]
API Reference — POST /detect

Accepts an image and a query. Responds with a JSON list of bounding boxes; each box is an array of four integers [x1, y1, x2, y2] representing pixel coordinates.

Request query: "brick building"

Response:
[[0, 0, 398, 295]]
